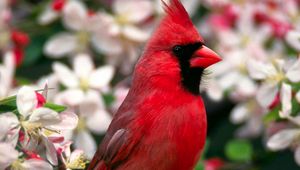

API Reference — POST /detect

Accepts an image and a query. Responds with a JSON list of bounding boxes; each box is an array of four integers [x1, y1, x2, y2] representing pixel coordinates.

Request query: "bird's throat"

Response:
[[180, 64, 203, 96], [181, 67, 203, 95]]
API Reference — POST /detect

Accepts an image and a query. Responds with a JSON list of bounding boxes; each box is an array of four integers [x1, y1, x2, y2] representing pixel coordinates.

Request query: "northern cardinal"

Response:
[[88, 0, 221, 169]]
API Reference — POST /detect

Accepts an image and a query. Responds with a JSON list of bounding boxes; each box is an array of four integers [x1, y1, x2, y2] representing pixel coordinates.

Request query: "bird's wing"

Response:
[[88, 112, 143, 170]]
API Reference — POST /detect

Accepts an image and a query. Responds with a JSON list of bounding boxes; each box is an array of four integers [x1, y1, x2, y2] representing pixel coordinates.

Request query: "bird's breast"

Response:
[[128, 92, 207, 170]]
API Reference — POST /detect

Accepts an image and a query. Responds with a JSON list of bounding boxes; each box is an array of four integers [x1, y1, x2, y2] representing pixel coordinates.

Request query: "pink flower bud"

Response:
[[13, 47, 24, 67], [268, 92, 280, 110], [51, 0, 66, 12], [11, 30, 30, 47], [35, 92, 46, 108]]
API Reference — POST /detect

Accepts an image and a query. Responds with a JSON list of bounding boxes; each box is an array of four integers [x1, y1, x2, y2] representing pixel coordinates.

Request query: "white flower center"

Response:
[[66, 154, 87, 169], [21, 121, 41, 137], [80, 78, 89, 91], [115, 15, 129, 25], [11, 159, 25, 170], [76, 118, 87, 132], [76, 31, 90, 52]]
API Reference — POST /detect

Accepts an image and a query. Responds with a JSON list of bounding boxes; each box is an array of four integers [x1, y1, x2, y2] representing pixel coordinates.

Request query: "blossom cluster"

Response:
[[1, 0, 300, 169], [0, 86, 85, 169], [200, 0, 300, 166]]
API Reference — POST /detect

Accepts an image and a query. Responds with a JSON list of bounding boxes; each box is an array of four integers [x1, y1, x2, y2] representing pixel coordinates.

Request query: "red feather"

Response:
[[88, 0, 221, 169]]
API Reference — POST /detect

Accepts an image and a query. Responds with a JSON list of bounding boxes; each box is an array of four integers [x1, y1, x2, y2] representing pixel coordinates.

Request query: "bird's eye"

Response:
[[173, 45, 183, 55]]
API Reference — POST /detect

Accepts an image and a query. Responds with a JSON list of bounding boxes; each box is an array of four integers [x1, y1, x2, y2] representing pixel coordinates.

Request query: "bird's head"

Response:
[[136, 0, 221, 95]]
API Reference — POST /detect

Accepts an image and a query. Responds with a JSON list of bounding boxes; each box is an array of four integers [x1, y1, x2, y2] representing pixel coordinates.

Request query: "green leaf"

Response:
[[195, 161, 205, 170], [263, 98, 300, 123], [44, 103, 67, 113], [225, 139, 253, 162], [16, 77, 32, 86], [0, 95, 66, 114], [291, 82, 300, 91], [0, 96, 17, 113], [263, 106, 280, 123], [102, 93, 115, 107], [291, 98, 300, 116]]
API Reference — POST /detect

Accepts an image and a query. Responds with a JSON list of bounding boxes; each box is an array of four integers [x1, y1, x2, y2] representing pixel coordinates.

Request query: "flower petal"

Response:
[[86, 110, 112, 134], [89, 65, 114, 90], [247, 59, 277, 80], [48, 111, 78, 130], [29, 108, 60, 126], [74, 130, 97, 159], [56, 141, 72, 160], [22, 159, 53, 170], [230, 103, 249, 124], [42, 135, 58, 166], [17, 86, 37, 118], [267, 129, 300, 151], [0, 143, 18, 169], [47, 133, 65, 144], [279, 83, 292, 118], [114, 0, 153, 23], [21, 133, 38, 151], [38, 7, 59, 25], [205, 79, 223, 101], [44, 33, 77, 58], [286, 30, 300, 51], [54, 89, 85, 106], [236, 116, 262, 138], [7, 127, 20, 147], [53, 62, 79, 88], [79, 90, 105, 116], [4, 51, 15, 72], [91, 31, 123, 56], [63, 0, 87, 31], [232, 77, 257, 99], [122, 25, 149, 42], [286, 58, 300, 83], [0, 112, 19, 141], [218, 71, 241, 90], [73, 53, 94, 79], [256, 84, 278, 108]]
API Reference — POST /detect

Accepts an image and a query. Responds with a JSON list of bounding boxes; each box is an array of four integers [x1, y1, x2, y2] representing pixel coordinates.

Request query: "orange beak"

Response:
[[190, 46, 222, 68]]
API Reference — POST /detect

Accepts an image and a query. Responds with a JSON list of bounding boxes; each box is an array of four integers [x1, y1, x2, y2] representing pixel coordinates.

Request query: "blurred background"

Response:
[[1, 0, 300, 169]]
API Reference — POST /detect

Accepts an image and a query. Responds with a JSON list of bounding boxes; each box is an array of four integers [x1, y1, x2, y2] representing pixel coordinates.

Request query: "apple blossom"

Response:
[[53, 54, 113, 158], [56, 141, 87, 170], [0, 86, 78, 166], [44, 0, 104, 58], [53, 53, 114, 100], [267, 128, 300, 166], [91, 0, 155, 74], [0, 111, 52, 170], [247, 58, 300, 108]]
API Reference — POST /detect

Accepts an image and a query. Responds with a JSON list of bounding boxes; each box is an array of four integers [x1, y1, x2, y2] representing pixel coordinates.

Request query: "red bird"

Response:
[[88, 0, 221, 170]]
